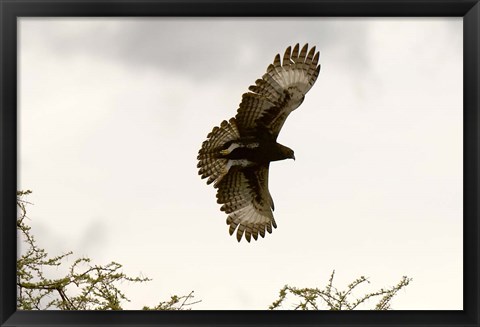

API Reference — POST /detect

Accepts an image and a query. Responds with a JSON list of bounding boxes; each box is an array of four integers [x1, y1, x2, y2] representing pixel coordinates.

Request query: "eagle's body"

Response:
[[197, 44, 321, 242], [220, 136, 293, 164]]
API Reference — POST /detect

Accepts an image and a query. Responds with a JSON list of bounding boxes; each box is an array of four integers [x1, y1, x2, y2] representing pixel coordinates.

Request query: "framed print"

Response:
[[1, 0, 479, 326]]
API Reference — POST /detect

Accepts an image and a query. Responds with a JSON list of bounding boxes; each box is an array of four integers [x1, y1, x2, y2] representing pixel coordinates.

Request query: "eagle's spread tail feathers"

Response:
[[197, 118, 240, 187]]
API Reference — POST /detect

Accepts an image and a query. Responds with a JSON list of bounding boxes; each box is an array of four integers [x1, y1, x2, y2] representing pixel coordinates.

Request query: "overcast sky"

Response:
[[19, 17, 462, 310]]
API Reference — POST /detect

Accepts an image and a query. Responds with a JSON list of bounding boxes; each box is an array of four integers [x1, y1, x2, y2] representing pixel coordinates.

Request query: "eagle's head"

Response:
[[288, 149, 296, 161], [277, 144, 295, 161]]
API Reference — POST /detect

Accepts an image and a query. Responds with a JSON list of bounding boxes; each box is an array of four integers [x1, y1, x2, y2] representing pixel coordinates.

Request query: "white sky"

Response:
[[18, 17, 463, 310]]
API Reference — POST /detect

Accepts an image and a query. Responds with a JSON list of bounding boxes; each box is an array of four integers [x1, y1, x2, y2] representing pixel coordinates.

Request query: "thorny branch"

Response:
[[270, 269, 411, 310], [16, 190, 200, 311]]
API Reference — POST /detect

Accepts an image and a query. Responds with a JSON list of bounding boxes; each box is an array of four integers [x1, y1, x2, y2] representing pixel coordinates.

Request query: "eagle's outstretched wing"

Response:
[[216, 164, 276, 242], [235, 43, 320, 139]]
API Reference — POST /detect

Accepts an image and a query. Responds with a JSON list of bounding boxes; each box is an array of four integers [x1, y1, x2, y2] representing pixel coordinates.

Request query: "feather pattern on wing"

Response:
[[215, 165, 276, 242], [197, 118, 241, 186], [235, 43, 320, 138]]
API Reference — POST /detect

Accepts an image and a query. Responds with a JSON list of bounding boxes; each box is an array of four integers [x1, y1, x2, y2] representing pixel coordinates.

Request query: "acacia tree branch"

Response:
[[16, 190, 200, 311], [270, 271, 412, 311]]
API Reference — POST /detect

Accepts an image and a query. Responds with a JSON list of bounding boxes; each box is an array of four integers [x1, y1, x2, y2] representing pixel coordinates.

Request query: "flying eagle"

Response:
[[197, 43, 321, 242]]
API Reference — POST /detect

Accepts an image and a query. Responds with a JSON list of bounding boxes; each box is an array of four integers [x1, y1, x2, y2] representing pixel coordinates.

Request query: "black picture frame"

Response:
[[1, 0, 478, 326]]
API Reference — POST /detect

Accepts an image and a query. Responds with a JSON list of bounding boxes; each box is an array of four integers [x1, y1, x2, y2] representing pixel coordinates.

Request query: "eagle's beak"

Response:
[[292, 154, 296, 161]]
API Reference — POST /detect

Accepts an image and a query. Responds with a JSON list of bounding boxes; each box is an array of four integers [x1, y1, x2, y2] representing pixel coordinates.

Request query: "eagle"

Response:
[[197, 43, 321, 242]]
